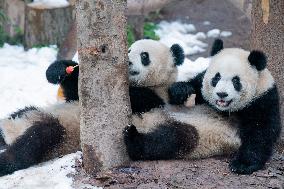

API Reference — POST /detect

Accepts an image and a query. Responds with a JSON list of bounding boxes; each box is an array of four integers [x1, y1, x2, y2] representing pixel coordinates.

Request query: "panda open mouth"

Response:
[[216, 99, 232, 107], [129, 70, 139, 76]]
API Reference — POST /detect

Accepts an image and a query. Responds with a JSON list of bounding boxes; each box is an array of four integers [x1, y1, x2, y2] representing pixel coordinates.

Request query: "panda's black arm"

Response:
[[46, 60, 79, 101], [230, 85, 281, 175], [168, 71, 206, 105], [129, 86, 165, 114]]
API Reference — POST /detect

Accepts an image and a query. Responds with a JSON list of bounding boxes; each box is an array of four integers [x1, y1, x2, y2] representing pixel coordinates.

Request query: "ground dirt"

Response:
[[72, 0, 283, 188]]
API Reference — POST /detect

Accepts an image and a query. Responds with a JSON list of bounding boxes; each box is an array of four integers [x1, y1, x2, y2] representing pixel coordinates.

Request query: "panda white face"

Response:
[[202, 48, 259, 112], [128, 39, 178, 87]]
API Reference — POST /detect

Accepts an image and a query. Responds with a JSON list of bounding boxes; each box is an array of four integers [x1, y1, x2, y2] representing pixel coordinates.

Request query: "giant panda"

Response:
[[123, 39, 281, 175], [0, 39, 186, 176]]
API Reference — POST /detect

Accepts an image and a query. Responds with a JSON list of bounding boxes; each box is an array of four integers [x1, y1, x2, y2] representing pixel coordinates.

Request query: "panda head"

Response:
[[128, 39, 184, 87], [202, 39, 274, 112]]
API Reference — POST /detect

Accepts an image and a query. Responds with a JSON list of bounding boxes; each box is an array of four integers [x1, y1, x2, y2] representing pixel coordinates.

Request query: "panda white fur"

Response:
[[123, 39, 281, 175]]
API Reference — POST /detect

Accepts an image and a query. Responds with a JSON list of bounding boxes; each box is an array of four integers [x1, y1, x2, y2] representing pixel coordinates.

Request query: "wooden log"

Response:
[[24, 2, 72, 48], [77, 0, 131, 175], [250, 0, 284, 141]]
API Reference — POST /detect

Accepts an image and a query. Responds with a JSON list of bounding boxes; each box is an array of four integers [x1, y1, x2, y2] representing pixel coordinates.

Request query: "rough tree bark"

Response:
[[76, 0, 131, 175], [250, 0, 284, 140]]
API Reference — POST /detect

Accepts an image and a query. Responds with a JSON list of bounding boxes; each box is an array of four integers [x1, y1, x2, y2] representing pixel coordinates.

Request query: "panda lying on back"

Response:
[[0, 39, 185, 176], [124, 39, 281, 174]]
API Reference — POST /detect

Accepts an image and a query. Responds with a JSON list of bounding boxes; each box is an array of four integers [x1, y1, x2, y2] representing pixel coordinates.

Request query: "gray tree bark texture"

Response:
[[250, 0, 284, 139], [24, 3, 72, 48], [76, 0, 131, 175], [1, 0, 25, 37]]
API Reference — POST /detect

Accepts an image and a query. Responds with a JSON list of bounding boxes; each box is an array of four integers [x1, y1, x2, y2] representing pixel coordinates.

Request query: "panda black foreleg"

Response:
[[123, 122, 198, 160], [0, 115, 65, 176], [168, 71, 206, 105], [229, 127, 275, 175]]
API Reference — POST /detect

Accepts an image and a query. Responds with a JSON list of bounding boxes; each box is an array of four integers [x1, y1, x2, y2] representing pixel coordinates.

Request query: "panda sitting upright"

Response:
[[0, 39, 185, 176], [124, 39, 281, 174]]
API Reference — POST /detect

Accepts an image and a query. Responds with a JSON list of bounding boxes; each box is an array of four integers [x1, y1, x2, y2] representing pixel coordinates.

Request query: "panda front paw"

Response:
[[168, 82, 195, 105], [123, 125, 144, 160], [229, 157, 263, 175]]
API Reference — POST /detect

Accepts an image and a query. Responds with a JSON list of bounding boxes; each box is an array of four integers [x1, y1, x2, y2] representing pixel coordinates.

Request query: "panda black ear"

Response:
[[210, 39, 224, 56], [170, 44, 184, 66], [248, 50, 267, 71]]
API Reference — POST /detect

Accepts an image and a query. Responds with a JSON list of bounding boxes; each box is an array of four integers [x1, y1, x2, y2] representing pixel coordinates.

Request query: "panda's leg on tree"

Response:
[[46, 60, 79, 101], [168, 71, 206, 105], [230, 86, 281, 174], [123, 121, 198, 160], [0, 114, 65, 176]]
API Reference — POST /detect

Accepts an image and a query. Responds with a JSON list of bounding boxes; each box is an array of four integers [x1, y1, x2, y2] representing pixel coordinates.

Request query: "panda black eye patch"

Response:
[[140, 52, 150, 66], [211, 72, 221, 87], [232, 76, 242, 91]]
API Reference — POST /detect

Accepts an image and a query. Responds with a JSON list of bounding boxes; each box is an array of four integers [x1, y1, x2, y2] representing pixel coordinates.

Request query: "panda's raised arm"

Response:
[[130, 86, 165, 114], [46, 60, 79, 101], [168, 71, 206, 105]]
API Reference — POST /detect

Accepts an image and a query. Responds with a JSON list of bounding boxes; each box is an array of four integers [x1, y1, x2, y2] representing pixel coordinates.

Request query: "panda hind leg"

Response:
[[123, 121, 199, 160], [0, 114, 65, 176]]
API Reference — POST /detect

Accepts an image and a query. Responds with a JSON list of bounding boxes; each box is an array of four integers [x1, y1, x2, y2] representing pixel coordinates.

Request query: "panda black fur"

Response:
[[124, 39, 281, 175], [0, 39, 186, 176]]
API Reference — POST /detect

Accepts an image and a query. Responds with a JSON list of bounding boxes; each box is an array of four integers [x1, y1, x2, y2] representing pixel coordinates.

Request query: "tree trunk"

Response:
[[76, 0, 131, 175], [250, 0, 284, 140], [24, 3, 72, 48], [1, 0, 25, 37]]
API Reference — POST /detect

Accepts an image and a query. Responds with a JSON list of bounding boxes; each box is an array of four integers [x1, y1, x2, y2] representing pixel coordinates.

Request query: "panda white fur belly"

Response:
[[124, 39, 281, 175]]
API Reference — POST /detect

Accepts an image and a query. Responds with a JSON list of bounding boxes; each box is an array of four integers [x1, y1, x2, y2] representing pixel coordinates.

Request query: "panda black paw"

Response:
[[123, 125, 144, 160], [168, 82, 195, 105], [229, 158, 263, 175]]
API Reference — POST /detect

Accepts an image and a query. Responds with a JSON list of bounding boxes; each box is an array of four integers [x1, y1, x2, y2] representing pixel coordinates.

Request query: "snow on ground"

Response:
[[0, 44, 59, 118], [155, 21, 232, 56], [0, 152, 84, 189], [31, 0, 69, 8]]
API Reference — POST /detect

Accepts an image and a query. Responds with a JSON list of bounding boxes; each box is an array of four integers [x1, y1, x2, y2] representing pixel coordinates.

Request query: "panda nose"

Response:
[[217, 92, 228, 98], [129, 61, 133, 66]]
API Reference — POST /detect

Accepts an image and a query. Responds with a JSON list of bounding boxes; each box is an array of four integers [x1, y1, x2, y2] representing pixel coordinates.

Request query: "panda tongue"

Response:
[[217, 100, 227, 107]]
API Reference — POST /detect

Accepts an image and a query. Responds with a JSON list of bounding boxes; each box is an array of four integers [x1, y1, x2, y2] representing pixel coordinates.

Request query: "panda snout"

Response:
[[217, 92, 228, 99]]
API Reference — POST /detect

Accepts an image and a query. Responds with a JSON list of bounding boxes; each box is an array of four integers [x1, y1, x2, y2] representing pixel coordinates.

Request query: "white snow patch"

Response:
[[0, 152, 83, 189], [203, 21, 211, 25], [177, 57, 210, 81], [207, 29, 221, 38], [220, 31, 232, 37], [72, 52, 79, 63], [155, 21, 208, 55], [31, 0, 69, 8], [0, 44, 58, 118]]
